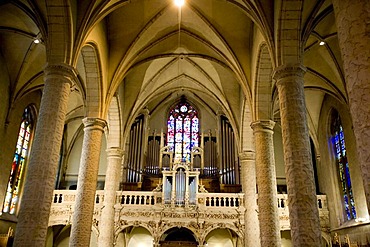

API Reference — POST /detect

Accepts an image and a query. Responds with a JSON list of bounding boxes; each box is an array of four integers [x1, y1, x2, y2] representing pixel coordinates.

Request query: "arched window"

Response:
[[331, 110, 356, 220], [167, 100, 199, 163], [3, 106, 34, 214]]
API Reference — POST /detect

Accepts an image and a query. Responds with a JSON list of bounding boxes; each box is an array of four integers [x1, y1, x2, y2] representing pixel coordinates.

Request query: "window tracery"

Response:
[[167, 100, 199, 163]]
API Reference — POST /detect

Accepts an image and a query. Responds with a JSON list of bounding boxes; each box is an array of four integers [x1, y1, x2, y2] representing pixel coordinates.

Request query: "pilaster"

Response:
[[273, 64, 322, 246], [69, 117, 107, 247], [13, 63, 76, 246], [251, 120, 281, 247]]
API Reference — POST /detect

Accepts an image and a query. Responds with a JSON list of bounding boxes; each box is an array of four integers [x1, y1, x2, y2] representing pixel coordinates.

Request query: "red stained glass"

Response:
[[3, 106, 33, 214], [167, 101, 199, 163]]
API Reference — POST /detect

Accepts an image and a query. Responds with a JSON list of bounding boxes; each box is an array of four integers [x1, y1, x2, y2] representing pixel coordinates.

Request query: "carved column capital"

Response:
[[44, 63, 78, 87], [82, 117, 107, 131], [106, 147, 124, 158], [250, 119, 275, 133], [272, 63, 306, 82], [239, 150, 255, 161]]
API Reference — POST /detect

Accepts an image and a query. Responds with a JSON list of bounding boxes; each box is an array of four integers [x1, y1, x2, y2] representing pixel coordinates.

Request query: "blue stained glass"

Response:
[[332, 113, 356, 220], [167, 101, 199, 162]]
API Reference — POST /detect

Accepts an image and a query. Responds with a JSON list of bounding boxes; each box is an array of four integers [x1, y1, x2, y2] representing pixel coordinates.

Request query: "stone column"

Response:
[[13, 64, 75, 246], [239, 151, 260, 247], [98, 148, 124, 247], [332, 0, 370, 214], [69, 117, 106, 247], [251, 120, 281, 247], [273, 64, 322, 246]]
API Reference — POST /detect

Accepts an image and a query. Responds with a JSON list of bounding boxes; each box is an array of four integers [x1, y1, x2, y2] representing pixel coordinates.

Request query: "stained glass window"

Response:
[[167, 100, 199, 163], [3, 106, 33, 215], [332, 111, 356, 220]]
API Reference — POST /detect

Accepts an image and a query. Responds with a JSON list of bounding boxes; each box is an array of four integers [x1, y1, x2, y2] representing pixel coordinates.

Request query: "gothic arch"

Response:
[[254, 43, 273, 121], [106, 95, 122, 148], [81, 44, 104, 118]]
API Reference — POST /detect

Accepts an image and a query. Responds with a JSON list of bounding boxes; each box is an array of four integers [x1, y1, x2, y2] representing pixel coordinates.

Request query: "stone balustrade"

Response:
[[49, 190, 329, 231]]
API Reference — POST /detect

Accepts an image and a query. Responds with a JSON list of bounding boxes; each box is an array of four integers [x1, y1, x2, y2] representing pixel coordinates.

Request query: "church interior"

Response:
[[0, 0, 369, 246]]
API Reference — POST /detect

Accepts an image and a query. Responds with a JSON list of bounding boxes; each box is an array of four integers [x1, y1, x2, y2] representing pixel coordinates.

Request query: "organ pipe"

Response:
[[128, 128, 134, 182]]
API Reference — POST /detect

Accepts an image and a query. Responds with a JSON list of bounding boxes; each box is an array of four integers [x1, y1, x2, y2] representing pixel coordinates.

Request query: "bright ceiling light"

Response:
[[34, 39, 40, 44], [319, 41, 325, 46], [174, 0, 185, 7]]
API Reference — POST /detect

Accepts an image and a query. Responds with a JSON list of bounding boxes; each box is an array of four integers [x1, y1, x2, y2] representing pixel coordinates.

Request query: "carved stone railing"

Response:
[[49, 190, 329, 231], [277, 194, 330, 231]]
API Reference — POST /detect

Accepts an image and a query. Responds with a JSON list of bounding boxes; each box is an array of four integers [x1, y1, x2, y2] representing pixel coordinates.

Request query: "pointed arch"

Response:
[[81, 44, 103, 118], [107, 94, 122, 148], [254, 43, 273, 120]]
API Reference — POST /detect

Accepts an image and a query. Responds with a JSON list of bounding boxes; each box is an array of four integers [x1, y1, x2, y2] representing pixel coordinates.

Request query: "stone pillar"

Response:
[[69, 117, 106, 247], [332, 0, 370, 213], [239, 151, 260, 247], [13, 64, 75, 246], [273, 64, 322, 246], [98, 148, 124, 247], [251, 120, 281, 247]]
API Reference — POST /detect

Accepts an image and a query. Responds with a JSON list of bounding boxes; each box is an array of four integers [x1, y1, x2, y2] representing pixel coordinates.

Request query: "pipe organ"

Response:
[[145, 134, 160, 175], [126, 115, 145, 183], [220, 116, 240, 185], [162, 164, 199, 207], [203, 136, 217, 177], [124, 113, 240, 193]]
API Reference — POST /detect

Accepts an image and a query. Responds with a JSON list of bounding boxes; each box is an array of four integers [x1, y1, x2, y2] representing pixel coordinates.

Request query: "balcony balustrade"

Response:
[[49, 190, 329, 231]]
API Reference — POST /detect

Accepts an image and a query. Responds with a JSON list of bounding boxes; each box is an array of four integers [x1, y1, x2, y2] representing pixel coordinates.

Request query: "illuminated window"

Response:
[[3, 106, 34, 214], [331, 111, 356, 220], [167, 100, 199, 163]]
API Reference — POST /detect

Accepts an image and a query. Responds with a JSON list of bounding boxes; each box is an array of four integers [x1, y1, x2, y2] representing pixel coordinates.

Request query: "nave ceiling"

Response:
[[0, 0, 347, 142]]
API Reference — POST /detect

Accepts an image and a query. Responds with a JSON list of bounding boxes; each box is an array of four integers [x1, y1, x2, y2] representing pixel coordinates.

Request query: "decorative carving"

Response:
[[272, 64, 306, 81], [44, 63, 78, 87], [238, 150, 255, 160]]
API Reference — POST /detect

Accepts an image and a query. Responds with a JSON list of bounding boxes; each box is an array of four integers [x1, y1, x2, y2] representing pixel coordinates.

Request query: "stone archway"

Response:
[[159, 227, 198, 247]]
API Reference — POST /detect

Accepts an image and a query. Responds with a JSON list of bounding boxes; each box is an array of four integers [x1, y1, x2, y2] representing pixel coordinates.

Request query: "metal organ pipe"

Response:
[[128, 128, 134, 182], [225, 124, 229, 184], [221, 119, 226, 184], [228, 125, 233, 184], [137, 120, 142, 182], [133, 123, 139, 182], [154, 137, 159, 174], [159, 129, 164, 171], [225, 120, 229, 184]]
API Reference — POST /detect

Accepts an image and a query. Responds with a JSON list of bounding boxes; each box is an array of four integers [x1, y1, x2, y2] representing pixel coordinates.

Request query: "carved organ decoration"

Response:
[[162, 164, 199, 207]]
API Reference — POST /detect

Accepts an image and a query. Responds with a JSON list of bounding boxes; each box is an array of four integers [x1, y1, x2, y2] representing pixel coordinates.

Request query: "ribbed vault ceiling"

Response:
[[0, 0, 346, 139]]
